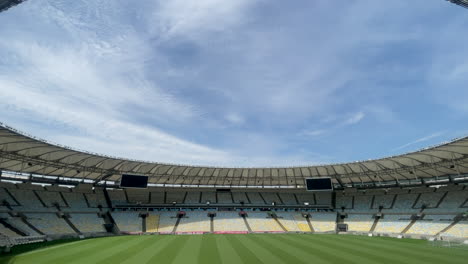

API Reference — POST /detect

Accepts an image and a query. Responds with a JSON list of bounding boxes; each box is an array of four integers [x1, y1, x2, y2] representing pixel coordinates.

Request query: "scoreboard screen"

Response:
[[305, 178, 333, 191], [120, 174, 148, 189]]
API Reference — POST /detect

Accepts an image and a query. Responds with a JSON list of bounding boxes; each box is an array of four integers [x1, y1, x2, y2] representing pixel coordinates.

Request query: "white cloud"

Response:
[[225, 113, 245, 125], [151, 0, 257, 40], [343, 112, 365, 125], [300, 129, 327, 137]]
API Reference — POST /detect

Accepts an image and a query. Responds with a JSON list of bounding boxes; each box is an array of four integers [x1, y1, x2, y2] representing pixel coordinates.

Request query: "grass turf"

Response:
[[1, 234, 467, 264]]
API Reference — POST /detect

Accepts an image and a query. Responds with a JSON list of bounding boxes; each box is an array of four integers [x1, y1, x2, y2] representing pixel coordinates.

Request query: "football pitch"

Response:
[[2, 234, 468, 264]]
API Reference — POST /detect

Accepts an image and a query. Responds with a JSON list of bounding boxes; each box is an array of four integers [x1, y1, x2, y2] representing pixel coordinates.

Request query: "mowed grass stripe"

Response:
[[225, 235, 265, 264], [247, 234, 309, 264], [92, 235, 155, 264], [340, 235, 468, 259], [248, 234, 331, 264], [197, 235, 222, 264], [214, 235, 244, 264], [119, 235, 176, 264], [292, 234, 411, 264], [145, 235, 190, 264], [232, 234, 290, 264], [329, 235, 468, 264], [69, 235, 146, 264], [16, 236, 130, 264], [273, 234, 361, 264], [172, 235, 203, 264]]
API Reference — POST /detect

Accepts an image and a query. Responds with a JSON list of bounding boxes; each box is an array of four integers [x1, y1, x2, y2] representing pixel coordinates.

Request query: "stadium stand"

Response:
[[176, 212, 210, 232], [232, 192, 249, 204], [406, 215, 454, 236], [441, 220, 468, 237], [146, 214, 159, 232], [166, 192, 185, 204], [25, 213, 75, 235], [309, 213, 336, 232], [213, 212, 249, 232], [345, 214, 374, 232], [184, 192, 201, 204], [68, 213, 106, 233], [246, 212, 283, 232], [150, 191, 165, 204], [157, 212, 179, 233], [278, 193, 297, 205], [217, 192, 233, 204], [374, 214, 412, 234], [111, 212, 142, 232], [126, 189, 149, 204]]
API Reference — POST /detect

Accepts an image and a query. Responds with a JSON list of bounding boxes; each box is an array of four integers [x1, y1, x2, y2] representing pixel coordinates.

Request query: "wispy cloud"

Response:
[[343, 112, 365, 126], [300, 129, 327, 137], [393, 132, 446, 151]]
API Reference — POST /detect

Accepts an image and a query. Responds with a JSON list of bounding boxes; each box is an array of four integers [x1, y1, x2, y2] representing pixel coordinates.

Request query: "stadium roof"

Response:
[[1, 124, 468, 187], [447, 0, 468, 9], [0, 0, 27, 13]]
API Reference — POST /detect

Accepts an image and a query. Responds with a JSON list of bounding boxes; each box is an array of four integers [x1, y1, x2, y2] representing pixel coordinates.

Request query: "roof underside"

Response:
[[1, 125, 468, 187]]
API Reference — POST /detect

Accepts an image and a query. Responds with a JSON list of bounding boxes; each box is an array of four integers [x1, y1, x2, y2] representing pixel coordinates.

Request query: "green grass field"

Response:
[[2, 234, 467, 264]]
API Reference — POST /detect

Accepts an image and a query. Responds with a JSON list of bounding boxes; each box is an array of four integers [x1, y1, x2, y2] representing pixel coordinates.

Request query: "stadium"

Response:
[[1, 0, 468, 263]]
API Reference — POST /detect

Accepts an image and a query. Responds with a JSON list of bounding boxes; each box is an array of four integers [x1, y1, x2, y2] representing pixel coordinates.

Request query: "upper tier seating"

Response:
[[296, 193, 315, 205], [0, 187, 19, 206], [414, 191, 445, 209], [315, 192, 332, 206], [246, 193, 265, 204], [232, 192, 248, 204], [424, 190, 468, 213], [350, 195, 372, 212], [8, 189, 49, 211], [126, 189, 149, 204], [150, 191, 165, 204], [372, 194, 395, 209], [165, 192, 185, 204], [61, 192, 96, 212], [336, 194, 353, 209], [184, 192, 201, 204], [84, 192, 107, 208], [217, 193, 233, 204], [261, 193, 281, 205], [201, 192, 216, 204], [35, 191, 66, 207], [383, 193, 419, 213], [278, 193, 297, 205], [107, 190, 128, 205]]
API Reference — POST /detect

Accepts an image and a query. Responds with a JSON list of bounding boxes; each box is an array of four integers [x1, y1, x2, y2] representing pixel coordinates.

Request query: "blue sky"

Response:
[[0, 0, 467, 167]]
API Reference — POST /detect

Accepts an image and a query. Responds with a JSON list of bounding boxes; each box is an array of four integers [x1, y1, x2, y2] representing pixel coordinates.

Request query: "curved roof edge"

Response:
[[1, 123, 468, 187]]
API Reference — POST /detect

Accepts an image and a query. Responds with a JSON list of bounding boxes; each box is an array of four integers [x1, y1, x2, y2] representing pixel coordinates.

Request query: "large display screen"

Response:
[[120, 174, 148, 188], [305, 178, 333, 191]]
